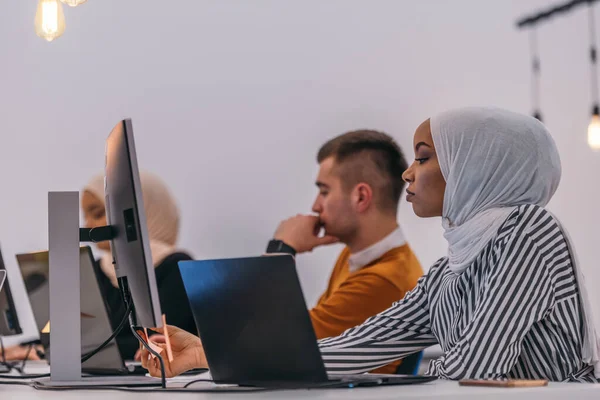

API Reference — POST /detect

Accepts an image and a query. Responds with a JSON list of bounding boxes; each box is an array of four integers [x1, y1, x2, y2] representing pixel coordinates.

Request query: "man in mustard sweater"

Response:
[[265, 130, 423, 374]]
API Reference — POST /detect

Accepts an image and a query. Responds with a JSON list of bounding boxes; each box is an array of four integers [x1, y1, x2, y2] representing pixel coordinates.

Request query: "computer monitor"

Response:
[[104, 119, 162, 328], [0, 247, 22, 336]]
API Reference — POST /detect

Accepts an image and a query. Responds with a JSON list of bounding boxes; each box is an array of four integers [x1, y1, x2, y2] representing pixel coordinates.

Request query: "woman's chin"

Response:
[[412, 204, 437, 218]]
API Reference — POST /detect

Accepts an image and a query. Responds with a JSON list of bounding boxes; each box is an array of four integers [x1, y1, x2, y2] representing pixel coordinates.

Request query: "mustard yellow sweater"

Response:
[[310, 245, 423, 374]]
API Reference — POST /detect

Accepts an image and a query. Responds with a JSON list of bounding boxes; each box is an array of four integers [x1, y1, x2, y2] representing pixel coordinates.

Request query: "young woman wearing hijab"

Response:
[[1, 171, 197, 361], [81, 171, 197, 359], [140, 107, 599, 382]]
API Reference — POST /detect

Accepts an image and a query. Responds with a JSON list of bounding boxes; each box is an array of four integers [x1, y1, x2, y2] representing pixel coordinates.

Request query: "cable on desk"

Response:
[[130, 325, 166, 389], [182, 378, 215, 388], [0, 373, 50, 380]]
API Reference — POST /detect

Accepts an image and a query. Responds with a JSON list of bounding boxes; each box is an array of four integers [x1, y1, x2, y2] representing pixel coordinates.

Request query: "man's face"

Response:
[[311, 157, 358, 242]]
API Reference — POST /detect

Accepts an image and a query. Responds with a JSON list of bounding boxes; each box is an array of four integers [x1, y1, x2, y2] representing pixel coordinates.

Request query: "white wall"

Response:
[[1, 0, 598, 345]]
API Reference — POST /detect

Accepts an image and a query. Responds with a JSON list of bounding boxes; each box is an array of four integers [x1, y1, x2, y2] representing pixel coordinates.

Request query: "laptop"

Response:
[[0, 247, 21, 336], [178, 255, 436, 388], [16, 246, 144, 375], [0, 270, 5, 294]]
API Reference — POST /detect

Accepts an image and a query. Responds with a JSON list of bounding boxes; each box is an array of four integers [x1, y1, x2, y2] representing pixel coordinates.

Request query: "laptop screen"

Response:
[[178, 255, 328, 384], [0, 248, 22, 336], [16, 247, 125, 371], [15, 251, 49, 332]]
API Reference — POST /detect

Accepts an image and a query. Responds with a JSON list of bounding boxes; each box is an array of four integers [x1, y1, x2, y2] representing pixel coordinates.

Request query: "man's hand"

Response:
[[140, 325, 207, 378], [274, 215, 339, 254]]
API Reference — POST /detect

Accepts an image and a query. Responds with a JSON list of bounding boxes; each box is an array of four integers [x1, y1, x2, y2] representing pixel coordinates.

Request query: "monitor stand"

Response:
[[45, 191, 159, 388], [34, 375, 161, 387]]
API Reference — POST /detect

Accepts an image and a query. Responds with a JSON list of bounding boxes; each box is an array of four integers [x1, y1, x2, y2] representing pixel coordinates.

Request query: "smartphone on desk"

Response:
[[459, 379, 548, 388]]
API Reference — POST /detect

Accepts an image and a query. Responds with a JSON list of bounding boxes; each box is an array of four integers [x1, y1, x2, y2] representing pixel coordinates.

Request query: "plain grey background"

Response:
[[1, 0, 599, 345]]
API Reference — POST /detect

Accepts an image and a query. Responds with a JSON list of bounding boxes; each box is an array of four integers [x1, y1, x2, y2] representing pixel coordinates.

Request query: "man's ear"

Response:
[[353, 183, 373, 213]]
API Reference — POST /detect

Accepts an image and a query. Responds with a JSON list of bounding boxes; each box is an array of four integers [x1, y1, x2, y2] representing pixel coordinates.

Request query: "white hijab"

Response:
[[430, 106, 599, 377]]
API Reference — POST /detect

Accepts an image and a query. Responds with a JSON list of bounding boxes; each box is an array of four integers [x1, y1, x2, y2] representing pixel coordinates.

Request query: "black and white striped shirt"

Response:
[[319, 205, 597, 382]]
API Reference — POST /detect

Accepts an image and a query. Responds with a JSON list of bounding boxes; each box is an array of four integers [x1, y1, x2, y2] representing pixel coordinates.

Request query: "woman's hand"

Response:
[[140, 325, 207, 377]]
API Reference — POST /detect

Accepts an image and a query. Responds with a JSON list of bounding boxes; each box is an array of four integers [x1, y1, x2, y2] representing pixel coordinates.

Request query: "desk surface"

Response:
[[3, 379, 600, 400], [1, 363, 598, 399]]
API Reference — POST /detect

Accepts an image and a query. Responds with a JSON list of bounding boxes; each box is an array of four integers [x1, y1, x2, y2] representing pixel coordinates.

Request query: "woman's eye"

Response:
[[415, 158, 428, 164]]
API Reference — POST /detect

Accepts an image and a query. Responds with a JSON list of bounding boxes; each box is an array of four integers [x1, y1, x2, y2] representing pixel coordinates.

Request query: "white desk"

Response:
[[1, 363, 598, 399], [2, 379, 599, 399]]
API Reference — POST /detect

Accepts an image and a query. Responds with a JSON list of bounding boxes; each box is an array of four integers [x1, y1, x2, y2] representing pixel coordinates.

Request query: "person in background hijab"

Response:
[[82, 171, 197, 359], [141, 107, 600, 382]]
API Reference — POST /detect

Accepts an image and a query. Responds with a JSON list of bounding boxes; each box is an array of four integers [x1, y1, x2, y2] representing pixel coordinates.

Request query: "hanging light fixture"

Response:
[[588, 3, 600, 150], [529, 28, 543, 121], [60, 0, 87, 7], [34, 0, 66, 42]]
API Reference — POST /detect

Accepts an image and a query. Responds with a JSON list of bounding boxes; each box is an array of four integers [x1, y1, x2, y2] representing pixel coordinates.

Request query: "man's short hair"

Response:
[[317, 130, 408, 213]]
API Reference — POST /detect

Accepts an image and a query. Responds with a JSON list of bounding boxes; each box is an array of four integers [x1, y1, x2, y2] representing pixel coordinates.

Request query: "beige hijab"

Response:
[[84, 171, 181, 287]]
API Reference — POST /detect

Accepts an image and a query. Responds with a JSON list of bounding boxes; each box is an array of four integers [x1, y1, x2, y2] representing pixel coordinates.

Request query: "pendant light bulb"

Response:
[[588, 106, 600, 150], [34, 0, 66, 42]]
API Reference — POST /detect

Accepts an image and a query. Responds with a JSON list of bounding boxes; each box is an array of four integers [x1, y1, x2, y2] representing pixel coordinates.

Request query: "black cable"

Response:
[[18, 344, 33, 373], [529, 28, 543, 121], [0, 301, 130, 378], [29, 380, 367, 392], [81, 300, 133, 363], [0, 337, 21, 374], [516, 0, 600, 29], [31, 383, 270, 393], [130, 325, 166, 389], [0, 363, 17, 374], [183, 378, 215, 388], [0, 380, 32, 387], [0, 373, 50, 380], [0, 341, 49, 379], [0, 337, 50, 380], [589, 4, 600, 111]]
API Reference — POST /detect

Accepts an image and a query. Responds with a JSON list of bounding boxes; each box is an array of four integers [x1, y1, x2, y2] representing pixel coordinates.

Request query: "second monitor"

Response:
[[104, 118, 162, 329]]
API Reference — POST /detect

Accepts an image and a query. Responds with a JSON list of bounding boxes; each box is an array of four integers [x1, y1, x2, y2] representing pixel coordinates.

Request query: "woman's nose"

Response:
[[402, 164, 414, 183]]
